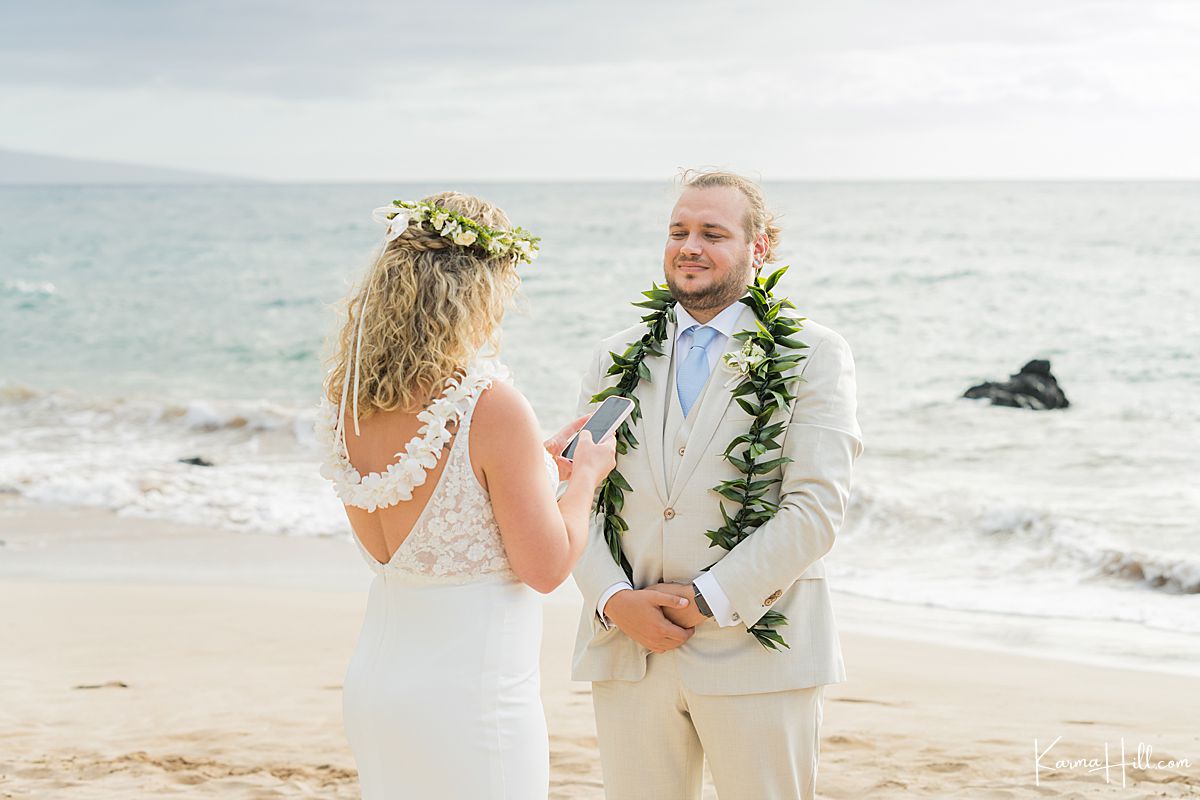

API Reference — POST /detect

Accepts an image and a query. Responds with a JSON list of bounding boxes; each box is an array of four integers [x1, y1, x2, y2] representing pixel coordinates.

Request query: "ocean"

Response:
[[2, 181, 1198, 638]]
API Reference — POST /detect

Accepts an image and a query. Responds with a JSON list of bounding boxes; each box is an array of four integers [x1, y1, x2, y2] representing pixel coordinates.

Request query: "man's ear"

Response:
[[752, 233, 769, 270]]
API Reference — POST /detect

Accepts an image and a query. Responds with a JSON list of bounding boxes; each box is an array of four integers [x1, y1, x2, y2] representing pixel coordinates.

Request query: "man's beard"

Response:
[[665, 256, 756, 314]]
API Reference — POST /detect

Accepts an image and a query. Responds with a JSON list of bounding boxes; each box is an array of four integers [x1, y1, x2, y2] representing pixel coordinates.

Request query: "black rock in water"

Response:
[[178, 456, 215, 467], [963, 359, 1070, 410]]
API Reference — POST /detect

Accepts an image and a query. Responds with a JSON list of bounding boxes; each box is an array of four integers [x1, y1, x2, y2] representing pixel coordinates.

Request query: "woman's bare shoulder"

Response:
[[471, 380, 540, 452]]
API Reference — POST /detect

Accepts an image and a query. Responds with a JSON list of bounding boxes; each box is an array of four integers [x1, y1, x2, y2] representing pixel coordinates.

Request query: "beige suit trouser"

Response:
[[591, 649, 824, 800]]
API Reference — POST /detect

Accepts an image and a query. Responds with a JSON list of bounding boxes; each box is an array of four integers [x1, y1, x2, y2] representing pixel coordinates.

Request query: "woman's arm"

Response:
[[473, 381, 615, 593]]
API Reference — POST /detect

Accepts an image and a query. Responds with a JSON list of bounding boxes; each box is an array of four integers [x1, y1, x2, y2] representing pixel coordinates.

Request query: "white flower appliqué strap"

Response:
[[316, 360, 511, 511]]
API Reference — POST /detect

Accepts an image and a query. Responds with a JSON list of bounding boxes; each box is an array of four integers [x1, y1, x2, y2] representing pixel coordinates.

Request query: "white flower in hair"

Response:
[[370, 206, 413, 242], [373, 199, 540, 265]]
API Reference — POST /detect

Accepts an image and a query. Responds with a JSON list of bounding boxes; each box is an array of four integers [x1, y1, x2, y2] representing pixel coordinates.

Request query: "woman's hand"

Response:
[[543, 414, 590, 481], [567, 429, 617, 488]]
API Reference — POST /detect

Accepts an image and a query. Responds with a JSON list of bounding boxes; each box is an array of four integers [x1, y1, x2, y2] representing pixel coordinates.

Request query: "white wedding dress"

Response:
[[317, 360, 559, 799]]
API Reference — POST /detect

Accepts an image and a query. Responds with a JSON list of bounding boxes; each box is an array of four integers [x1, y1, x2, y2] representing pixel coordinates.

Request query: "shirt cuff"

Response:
[[597, 581, 633, 630], [693, 572, 740, 627]]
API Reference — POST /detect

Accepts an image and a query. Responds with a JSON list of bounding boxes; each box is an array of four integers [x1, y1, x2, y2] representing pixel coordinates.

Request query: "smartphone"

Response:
[[561, 396, 635, 460]]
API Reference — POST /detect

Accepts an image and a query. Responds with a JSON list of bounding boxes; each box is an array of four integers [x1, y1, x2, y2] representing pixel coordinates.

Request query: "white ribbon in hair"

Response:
[[334, 205, 413, 452], [371, 206, 414, 242], [335, 279, 373, 454]]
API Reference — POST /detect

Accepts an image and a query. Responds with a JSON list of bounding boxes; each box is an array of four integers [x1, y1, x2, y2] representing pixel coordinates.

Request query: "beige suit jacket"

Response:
[[571, 302, 863, 695]]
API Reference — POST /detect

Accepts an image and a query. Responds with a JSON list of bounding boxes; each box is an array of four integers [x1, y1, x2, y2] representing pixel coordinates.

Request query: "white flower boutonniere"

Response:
[[721, 340, 768, 388]]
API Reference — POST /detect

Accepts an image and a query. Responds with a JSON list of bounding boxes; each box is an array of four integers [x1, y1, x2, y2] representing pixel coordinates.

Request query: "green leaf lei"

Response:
[[591, 266, 809, 651]]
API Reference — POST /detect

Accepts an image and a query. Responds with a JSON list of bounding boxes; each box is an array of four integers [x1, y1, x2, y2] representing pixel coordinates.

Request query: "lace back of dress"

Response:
[[376, 392, 517, 582]]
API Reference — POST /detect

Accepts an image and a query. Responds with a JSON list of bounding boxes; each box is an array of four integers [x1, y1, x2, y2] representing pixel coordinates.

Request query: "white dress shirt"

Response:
[[597, 301, 743, 628]]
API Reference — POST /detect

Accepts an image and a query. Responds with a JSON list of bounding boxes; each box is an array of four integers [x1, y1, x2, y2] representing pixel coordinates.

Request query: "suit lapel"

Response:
[[635, 314, 675, 503], [667, 303, 755, 505]]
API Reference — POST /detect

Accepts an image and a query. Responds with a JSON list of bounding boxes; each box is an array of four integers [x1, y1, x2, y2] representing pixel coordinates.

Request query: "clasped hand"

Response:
[[604, 582, 709, 654]]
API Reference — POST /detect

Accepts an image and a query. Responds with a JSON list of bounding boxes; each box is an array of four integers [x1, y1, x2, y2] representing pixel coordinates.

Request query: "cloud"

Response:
[[1, 0, 1197, 179]]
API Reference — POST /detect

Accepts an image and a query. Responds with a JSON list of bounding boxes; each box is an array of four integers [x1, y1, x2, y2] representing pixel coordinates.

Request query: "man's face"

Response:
[[664, 186, 759, 314]]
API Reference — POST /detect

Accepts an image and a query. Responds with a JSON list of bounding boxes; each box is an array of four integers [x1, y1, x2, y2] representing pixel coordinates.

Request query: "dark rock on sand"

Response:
[[178, 456, 215, 467]]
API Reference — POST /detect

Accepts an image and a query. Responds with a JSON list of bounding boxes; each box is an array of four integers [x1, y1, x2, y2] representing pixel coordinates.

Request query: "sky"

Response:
[[2, 0, 1199, 181]]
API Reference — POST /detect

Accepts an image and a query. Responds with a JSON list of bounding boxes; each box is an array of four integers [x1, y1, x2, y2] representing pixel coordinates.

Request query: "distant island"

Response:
[[0, 147, 257, 185]]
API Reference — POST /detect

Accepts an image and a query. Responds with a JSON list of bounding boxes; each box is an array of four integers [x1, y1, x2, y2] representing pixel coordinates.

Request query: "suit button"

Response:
[[663, 507, 675, 520], [731, 613, 740, 622], [678, 447, 686, 456]]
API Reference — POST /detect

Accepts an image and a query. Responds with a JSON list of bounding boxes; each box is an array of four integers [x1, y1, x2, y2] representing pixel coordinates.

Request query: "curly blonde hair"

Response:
[[679, 169, 782, 263], [323, 191, 521, 415]]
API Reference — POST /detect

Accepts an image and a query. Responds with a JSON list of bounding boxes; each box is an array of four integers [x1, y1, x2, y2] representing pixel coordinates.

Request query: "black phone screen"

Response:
[[562, 397, 631, 459]]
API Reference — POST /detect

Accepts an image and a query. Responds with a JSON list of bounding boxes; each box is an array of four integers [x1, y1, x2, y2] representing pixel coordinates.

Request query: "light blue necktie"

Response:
[[676, 325, 720, 417]]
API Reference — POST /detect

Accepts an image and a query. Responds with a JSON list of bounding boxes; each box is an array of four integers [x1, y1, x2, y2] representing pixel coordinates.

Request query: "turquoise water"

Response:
[[2, 181, 1198, 633]]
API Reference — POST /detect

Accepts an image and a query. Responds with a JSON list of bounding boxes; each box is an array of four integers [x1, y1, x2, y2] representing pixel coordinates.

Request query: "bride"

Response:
[[316, 191, 620, 798]]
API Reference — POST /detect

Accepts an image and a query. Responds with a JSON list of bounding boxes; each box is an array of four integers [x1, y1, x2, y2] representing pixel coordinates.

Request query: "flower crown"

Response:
[[371, 199, 540, 265]]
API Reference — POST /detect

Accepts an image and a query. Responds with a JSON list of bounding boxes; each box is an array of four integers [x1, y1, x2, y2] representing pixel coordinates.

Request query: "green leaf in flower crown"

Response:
[[636, 361, 651, 381], [774, 335, 808, 349]]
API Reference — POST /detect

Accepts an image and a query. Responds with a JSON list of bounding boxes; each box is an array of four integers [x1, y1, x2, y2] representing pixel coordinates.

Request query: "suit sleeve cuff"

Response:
[[693, 572, 741, 627], [597, 582, 633, 630]]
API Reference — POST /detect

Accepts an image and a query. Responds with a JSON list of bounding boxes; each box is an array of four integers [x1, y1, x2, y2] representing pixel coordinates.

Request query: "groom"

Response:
[[571, 170, 864, 799]]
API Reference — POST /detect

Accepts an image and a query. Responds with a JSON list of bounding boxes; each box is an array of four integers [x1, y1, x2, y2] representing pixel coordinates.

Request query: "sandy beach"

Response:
[[2, 504, 1198, 799]]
